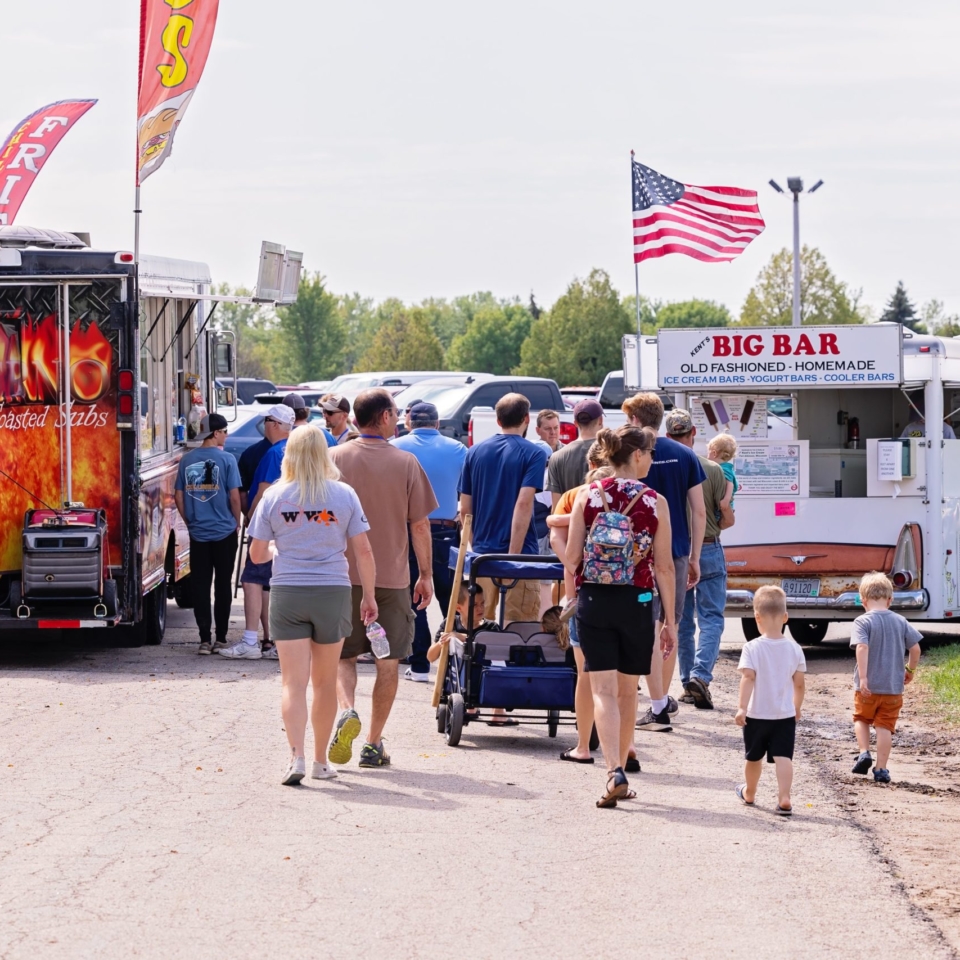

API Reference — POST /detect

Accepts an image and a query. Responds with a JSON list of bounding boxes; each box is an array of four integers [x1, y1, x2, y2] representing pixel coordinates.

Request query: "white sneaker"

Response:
[[311, 761, 338, 780], [404, 667, 431, 683], [217, 640, 262, 660], [282, 756, 305, 785]]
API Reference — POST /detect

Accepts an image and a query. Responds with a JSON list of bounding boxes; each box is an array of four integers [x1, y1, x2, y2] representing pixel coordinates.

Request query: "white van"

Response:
[[625, 324, 956, 643]]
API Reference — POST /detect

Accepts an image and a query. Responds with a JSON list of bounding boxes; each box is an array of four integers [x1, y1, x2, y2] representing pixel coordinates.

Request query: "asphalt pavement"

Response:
[[0, 601, 954, 960]]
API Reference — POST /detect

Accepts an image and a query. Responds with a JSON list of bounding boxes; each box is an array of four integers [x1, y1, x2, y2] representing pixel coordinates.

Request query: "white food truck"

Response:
[[624, 323, 958, 643]]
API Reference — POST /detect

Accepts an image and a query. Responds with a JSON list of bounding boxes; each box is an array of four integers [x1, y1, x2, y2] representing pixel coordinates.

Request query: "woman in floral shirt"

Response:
[[565, 425, 677, 808]]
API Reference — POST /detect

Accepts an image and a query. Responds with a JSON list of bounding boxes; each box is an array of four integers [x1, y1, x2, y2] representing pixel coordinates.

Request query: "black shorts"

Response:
[[743, 717, 796, 763], [576, 583, 655, 676]]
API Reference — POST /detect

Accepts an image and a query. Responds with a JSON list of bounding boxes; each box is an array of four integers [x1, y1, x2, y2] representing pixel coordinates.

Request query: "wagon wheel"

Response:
[[741, 617, 761, 641], [547, 709, 560, 738], [446, 693, 465, 747], [789, 619, 829, 645], [436, 703, 448, 734], [589, 724, 600, 752]]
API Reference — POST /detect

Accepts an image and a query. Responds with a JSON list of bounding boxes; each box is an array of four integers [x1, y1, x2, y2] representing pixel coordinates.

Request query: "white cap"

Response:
[[264, 404, 295, 426]]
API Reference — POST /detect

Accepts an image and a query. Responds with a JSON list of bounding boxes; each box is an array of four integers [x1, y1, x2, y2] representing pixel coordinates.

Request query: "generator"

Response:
[[16, 508, 109, 617]]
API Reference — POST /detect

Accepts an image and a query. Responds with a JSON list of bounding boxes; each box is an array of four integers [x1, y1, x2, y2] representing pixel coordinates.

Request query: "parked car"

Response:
[[221, 407, 271, 458], [392, 376, 570, 444], [219, 377, 277, 404], [254, 390, 326, 407]]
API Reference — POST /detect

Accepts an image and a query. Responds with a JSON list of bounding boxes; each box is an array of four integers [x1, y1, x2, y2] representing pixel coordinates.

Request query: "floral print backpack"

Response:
[[581, 482, 647, 585]]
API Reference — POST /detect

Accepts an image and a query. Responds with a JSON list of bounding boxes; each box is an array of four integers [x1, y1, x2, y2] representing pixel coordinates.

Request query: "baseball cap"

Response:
[[573, 398, 604, 424], [197, 412, 228, 440], [409, 401, 439, 424], [264, 404, 295, 426], [321, 393, 350, 414], [664, 408, 694, 435], [282, 392, 306, 410]]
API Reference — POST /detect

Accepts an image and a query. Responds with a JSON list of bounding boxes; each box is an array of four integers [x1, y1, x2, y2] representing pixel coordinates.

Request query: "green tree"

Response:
[[516, 269, 632, 385], [271, 272, 346, 382], [356, 307, 445, 371], [446, 300, 533, 374], [881, 281, 921, 330], [620, 294, 661, 335], [657, 298, 731, 328], [337, 292, 377, 372], [739, 246, 863, 326], [211, 283, 277, 379], [921, 299, 957, 337]]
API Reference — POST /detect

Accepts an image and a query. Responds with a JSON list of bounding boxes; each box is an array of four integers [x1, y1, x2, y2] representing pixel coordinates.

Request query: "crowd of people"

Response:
[[174, 387, 924, 803]]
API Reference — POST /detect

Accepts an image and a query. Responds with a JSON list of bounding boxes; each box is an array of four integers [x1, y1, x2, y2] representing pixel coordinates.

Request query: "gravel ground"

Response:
[[1, 604, 957, 960]]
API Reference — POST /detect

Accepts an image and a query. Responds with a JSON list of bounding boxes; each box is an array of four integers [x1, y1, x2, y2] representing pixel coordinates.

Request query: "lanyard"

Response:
[[358, 434, 387, 441], [335, 429, 351, 444]]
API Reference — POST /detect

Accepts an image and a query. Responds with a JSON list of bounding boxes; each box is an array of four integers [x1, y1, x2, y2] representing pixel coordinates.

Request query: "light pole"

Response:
[[769, 177, 823, 327]]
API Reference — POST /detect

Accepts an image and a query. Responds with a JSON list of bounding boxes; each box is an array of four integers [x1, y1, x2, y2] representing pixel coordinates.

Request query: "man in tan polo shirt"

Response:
[[328, 388, 438, 769]]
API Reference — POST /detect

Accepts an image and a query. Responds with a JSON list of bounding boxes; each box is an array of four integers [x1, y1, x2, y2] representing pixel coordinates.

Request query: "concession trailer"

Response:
[[624, 323, 959, 642]]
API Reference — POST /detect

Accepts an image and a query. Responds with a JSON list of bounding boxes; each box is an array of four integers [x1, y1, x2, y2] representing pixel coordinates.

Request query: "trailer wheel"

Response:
[[789, 619, 829, 645], [142, 582, 167, 645], [9, 579, 21, 614], [102, 579, 118, 617], [445, 693, 465, 746], [173, 575, 193, 609], [547, 709, 560, 738], [741, 617, 761, 641], [589, 724, 600, 752], [436, 703, 448, 734]]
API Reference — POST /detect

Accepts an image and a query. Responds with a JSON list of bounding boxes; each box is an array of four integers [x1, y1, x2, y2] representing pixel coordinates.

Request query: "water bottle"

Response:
[[366, 621, 390, 659], [175, 415, 186, 443]]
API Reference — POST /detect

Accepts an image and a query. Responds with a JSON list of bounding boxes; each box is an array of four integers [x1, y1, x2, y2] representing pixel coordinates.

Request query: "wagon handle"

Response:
[[432, 514, 472, 709]]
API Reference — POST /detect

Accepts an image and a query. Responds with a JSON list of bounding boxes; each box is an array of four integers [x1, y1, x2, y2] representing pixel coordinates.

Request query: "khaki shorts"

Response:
[[342, 586, 414, 660], [269, 585, 352, 644], [853, 691, 904, 733], [478, 576, 542, 626]]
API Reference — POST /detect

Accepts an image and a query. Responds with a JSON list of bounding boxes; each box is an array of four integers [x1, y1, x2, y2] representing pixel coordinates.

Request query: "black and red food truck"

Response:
[[0, 225, 296, 644]]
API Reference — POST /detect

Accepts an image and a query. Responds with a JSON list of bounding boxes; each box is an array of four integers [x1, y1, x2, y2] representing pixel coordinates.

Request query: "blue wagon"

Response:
[[436, 552, 579, 746]]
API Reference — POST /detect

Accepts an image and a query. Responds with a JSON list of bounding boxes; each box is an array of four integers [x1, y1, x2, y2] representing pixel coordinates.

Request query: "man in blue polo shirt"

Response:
[[392, 401, 467, 681], [459, 393, 548, 625]]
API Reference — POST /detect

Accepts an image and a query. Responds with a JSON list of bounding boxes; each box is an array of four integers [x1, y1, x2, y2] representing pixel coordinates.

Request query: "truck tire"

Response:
[[142, 582, 167, 645], [789, 619, 829, 645], [741, 617, 761, 641]]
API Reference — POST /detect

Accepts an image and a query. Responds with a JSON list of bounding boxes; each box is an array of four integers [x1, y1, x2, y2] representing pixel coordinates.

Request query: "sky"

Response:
[[3, 1, 959, 320]]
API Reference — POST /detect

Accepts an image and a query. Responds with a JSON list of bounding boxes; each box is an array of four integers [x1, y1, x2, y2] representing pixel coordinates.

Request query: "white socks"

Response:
[[242, 630, 259, 646], [651, 697, 669, 714]]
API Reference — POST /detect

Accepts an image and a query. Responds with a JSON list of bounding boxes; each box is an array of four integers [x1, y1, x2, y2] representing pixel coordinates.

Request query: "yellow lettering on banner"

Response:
[[164, 0, 196, 8], [158, 14, 194, 87]]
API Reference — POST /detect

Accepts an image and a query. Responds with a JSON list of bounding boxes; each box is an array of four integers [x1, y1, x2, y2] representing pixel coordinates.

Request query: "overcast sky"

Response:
[[4, 1, 958, 319]]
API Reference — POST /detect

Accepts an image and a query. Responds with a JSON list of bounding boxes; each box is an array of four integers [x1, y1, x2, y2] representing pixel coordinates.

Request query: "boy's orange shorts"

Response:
[[853, 691, 903, 732]]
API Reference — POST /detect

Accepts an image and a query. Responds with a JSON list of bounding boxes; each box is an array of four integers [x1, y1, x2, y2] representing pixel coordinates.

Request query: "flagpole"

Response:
[[134, 184, 141, 265], [631, 149, 641, 346]]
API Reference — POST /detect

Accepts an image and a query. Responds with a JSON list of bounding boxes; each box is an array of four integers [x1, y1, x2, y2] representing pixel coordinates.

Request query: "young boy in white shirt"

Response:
[[735, 586, 806, 815], [850, 571, 922, 783]]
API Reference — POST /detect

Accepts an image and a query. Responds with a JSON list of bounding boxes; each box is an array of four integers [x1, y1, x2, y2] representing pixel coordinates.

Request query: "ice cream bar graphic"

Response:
[[712, 399, 730, 430], [740, 399, 755, 432], [701, 401, 718, 430]]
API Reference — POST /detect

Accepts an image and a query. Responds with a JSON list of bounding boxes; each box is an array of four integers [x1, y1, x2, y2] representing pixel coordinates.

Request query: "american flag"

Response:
[[632, 159, 765, 264]]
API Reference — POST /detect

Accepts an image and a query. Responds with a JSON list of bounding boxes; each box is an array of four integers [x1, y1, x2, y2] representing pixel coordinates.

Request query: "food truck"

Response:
[[624, 323, 956, 642], [0, 225, 298, 644]]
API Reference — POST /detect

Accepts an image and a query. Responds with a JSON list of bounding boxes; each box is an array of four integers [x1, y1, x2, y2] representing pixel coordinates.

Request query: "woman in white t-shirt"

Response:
[[248, 425, 377, 785]]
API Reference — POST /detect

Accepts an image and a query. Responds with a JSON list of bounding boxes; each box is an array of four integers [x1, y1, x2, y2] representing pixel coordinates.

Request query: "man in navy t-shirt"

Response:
[[459, 393, 548, 624], [623, 392, 706, 731]]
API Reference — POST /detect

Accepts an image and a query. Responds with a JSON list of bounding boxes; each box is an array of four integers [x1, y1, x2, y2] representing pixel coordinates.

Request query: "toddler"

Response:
[[707, 433, 738, 513], [850, 572, 922, 782], [735, 585, 806, 815]]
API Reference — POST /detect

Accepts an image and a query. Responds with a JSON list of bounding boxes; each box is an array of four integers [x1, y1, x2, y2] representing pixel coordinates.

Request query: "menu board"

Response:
[[689, 396, 767, 455], [735, 443, 801, 496]]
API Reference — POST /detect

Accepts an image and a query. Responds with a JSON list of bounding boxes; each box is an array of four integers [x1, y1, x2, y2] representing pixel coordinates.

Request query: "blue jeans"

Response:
[[408, 524, 459, 674], [678, 541, 727, 686]]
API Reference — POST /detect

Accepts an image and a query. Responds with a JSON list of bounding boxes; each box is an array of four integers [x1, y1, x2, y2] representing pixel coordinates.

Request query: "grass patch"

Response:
[[918, 643, 960, 721]]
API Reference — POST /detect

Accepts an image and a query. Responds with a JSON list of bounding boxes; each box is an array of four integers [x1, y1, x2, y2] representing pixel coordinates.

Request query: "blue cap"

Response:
[[409, 401, 439, 423]]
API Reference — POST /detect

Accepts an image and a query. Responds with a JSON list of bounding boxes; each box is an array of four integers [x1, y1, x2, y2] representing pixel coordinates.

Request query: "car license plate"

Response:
[[781, 578, 820, 598]]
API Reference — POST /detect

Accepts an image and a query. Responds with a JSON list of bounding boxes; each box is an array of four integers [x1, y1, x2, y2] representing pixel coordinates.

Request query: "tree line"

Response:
[[214, 248, 958, 386]]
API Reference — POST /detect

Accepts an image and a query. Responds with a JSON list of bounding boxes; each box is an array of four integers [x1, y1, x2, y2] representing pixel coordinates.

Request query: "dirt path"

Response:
[[712, 620, 960, 954]]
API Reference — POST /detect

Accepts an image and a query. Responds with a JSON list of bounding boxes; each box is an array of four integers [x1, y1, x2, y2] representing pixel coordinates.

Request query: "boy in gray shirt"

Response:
[[850, 572, 923, 783]]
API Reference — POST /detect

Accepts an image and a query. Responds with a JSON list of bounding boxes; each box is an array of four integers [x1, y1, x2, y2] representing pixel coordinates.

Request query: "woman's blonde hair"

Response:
[[586, 465, 615, 483], [278, 425, 340, 505], [541, 605, 570, 651]]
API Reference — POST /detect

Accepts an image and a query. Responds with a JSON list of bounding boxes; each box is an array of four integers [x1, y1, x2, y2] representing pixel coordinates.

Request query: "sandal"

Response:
[[735, 784, 754, 806], [625, 756, 641, 774], [775, 805, 793, 817], [623, 789, 637, 800], [560, 749, 594, 764], [597, 767, 629, 808]]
